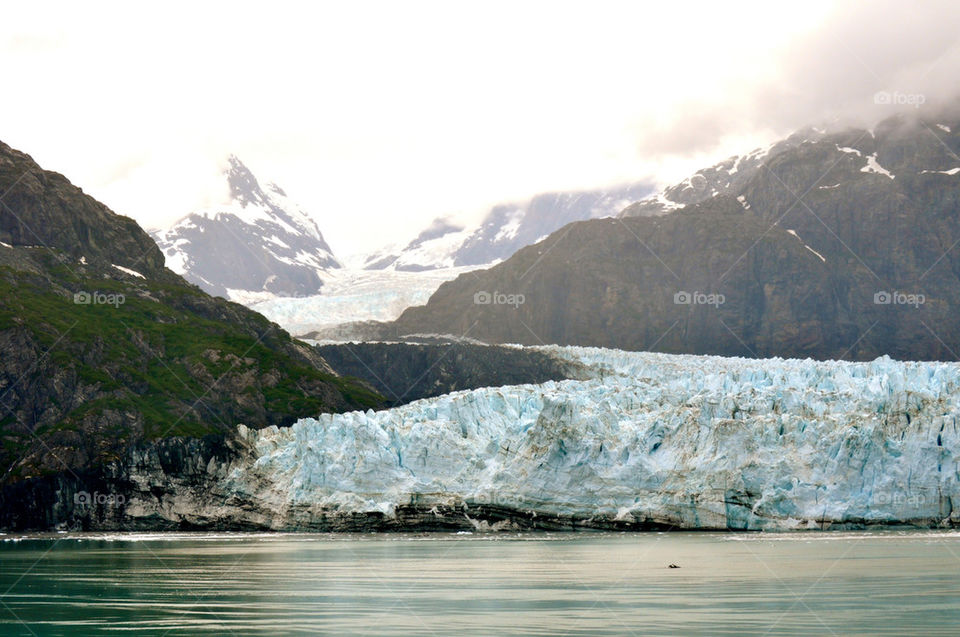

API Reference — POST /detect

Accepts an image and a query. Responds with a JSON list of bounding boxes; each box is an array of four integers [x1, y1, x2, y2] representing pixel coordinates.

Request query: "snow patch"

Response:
[[493, 212, 523, 242], [162, 246, 189, 275], [786, 229, 826, 262], [836, 145, 862, 156], [636, 190, 683, 212], [804, 245, 827, 263], [111, 264, 145, 279], [861, 153, 895, 179], [920, 167, 960, 176], [392, 227, 473, 270], [264, 235, 291, 249], [226, 289, 281, 305]]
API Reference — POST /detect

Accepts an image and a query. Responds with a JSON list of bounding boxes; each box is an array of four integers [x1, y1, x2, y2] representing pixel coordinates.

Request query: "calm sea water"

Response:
[[0, 530, 958, 636]]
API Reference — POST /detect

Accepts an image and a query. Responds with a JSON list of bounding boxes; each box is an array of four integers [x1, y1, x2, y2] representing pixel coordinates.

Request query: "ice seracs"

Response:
[[224, 346, 960, 531]]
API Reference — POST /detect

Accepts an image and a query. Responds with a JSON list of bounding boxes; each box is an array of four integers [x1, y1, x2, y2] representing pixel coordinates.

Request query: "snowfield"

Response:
[[228, 346, 960, 530]]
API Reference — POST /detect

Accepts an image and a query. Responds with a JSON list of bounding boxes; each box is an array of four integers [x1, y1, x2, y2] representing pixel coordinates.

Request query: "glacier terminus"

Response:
[[120, 346, 960, 532]]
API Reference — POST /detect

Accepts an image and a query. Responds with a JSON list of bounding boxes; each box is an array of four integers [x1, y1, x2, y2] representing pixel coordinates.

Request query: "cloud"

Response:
[[635, 0, 960, 158], [2, 1, 959, 257]]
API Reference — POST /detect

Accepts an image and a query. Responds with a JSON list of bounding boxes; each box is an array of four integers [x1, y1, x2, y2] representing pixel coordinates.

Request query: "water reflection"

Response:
[[0, 531, 958, 635]]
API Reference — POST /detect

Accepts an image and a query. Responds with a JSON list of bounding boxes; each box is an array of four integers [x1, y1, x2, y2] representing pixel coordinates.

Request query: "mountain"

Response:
[[618, 126, 831, 217], [363, 182, 654, 271], [151, 156, 340, 301], [391, 111, 960, 361], [0, 140, 383, 494]]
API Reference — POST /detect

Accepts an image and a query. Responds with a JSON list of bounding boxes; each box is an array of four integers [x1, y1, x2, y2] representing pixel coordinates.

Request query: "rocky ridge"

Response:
[[392, 112, 960, 361]]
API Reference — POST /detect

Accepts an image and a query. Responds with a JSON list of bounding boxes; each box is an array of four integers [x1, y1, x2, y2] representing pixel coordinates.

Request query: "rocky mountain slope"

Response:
[[364, 182, 653, 271], [315, 342, 587, 406], [618, 126, 831, 218], [0, 140, 384, 492], [393, 112, 960, 361], [151, 156, 340, 300]]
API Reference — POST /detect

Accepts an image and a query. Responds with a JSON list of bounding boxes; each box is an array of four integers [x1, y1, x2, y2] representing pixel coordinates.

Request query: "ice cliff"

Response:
[[224, 347, 960, 531]]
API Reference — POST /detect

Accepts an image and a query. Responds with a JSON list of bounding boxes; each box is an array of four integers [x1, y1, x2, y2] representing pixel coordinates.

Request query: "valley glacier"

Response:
[[215, 347, 960, 531], [247, 266, 477, 334]]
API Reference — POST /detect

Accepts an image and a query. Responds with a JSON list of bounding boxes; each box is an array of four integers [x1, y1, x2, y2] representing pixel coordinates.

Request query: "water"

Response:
[[1, 531, 958, 636]]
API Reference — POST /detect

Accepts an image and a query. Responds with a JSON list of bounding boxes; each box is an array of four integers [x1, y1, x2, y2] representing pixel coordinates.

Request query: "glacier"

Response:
[[214, 347, 960, 531], [247, 266, 477, 334]]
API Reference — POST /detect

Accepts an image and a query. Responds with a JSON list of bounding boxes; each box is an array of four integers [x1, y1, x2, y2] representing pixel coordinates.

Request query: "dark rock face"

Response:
[[394, 113, 960, 361], [151, 156, 340, 298], [0, 140, 384, 491], [299, 319, 398, 343], [315, 342, 587, 406], [0, 141, 165, 274], [0, 434, 252, 531]]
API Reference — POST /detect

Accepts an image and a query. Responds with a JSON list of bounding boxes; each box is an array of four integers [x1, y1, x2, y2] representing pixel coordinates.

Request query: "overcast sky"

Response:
[[3, 1, 960, 259]]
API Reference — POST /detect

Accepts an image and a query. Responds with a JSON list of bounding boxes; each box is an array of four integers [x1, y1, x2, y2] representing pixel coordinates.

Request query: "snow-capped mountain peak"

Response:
[[152, 156, 340, 301], [364, 181, 654, 272], [619, 127, 831, 218], [213, 155, 324, 241]]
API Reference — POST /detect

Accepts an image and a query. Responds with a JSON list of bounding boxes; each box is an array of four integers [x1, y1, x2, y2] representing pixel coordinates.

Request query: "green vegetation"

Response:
[[0, 260, 383, 471]]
